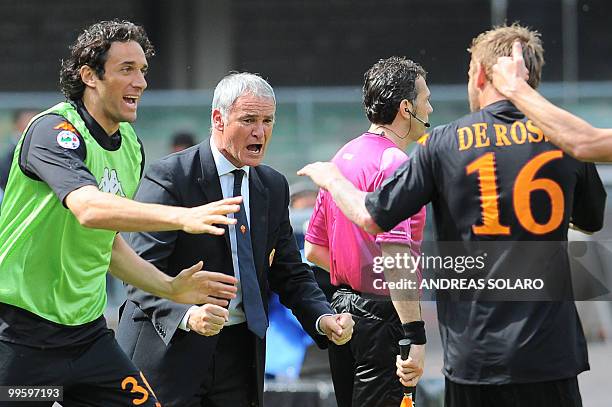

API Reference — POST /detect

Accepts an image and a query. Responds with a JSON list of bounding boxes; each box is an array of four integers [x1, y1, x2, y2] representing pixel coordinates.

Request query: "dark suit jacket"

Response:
[[115, 139, 333, 406]]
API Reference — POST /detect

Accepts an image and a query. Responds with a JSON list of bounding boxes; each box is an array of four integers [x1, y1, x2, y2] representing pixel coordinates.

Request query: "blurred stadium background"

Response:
[[2, 1, 612, 406]]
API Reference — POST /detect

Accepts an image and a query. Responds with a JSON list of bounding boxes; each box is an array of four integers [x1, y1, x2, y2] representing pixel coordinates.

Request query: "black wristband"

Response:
[[402, 321, 426, 345]]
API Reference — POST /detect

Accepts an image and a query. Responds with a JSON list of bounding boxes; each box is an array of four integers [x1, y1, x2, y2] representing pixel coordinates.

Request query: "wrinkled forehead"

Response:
[[229, 93, 276, 114]]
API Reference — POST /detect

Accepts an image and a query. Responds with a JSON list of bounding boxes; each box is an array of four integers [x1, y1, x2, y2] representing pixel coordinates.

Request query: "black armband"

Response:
[[402, 320, 426, 345]]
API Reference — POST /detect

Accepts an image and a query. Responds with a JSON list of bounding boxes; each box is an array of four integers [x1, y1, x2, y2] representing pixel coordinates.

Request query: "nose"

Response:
[[252, 122, 265, 138], [133, 71, 147, 90]]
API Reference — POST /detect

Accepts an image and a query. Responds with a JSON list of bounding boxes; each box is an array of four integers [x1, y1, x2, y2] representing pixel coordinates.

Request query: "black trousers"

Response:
[[445, 377, 583, 407], [198, 323, 257, 407], [0, 330, 160, 407], [328, 289, 412, 407]]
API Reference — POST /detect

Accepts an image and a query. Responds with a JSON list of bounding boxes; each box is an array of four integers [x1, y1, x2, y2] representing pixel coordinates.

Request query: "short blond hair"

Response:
[[469, 23, 544, 89]]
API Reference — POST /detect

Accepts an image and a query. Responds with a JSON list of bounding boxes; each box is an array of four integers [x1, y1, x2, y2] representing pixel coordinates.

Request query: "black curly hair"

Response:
[[362, 57, 427, 125], [59, 20, 155, 101]]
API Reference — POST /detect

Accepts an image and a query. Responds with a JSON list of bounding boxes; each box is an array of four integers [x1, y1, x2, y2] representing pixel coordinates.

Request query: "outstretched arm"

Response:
[[297, 162, 383, 234], [66, 185, 241, 234], [492, 41, 612, 162], [109, 234, 237, 305]]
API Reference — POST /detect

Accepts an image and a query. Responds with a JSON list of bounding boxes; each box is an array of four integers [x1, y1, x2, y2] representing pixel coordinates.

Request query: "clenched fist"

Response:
[[319, 313, 355, 345], [187, 304, 230, 337], [396, 344, 425, 388]]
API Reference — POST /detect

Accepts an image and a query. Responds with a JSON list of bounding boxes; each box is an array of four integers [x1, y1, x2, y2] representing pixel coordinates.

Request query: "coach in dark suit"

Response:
[[116, 72, 354, 407]]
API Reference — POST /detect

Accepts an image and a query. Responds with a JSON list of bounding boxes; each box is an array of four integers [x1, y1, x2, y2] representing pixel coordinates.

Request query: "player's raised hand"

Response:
[[297, 162, 343, 190], [492, 41, 530, 97], [170, 261, 238, 304], [179, 197, 242, 235]]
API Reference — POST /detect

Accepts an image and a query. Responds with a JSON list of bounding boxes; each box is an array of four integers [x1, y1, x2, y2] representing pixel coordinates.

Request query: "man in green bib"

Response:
[[0, 20, 240, 406]]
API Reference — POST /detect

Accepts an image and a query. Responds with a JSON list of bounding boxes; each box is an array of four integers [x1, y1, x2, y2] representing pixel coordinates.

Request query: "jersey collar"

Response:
[[72, 99, 122, 151]]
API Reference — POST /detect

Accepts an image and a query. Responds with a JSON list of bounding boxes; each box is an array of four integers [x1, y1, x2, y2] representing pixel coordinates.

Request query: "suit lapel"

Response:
[[248, 167, 269, 279], [198, 138, 231, 251]]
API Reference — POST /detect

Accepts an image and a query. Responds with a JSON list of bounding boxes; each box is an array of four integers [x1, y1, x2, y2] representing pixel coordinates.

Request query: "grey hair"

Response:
[[211, 72, 276, 126]]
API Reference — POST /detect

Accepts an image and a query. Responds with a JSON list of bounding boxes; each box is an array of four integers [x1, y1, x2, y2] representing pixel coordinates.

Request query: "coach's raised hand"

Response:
[[169, 261, 238, 305]]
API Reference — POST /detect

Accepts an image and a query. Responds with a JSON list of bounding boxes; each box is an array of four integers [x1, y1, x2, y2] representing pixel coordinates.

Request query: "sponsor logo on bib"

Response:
[[98, 167, 126, 197]]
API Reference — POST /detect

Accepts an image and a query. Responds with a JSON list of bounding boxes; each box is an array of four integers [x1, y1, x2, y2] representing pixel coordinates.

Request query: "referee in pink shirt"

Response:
[[304, 57, 431, 407]]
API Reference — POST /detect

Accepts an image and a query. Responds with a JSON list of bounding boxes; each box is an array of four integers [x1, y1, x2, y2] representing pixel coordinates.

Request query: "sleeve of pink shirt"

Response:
[[305, 189, 329, 247], [372, 147, 412, 246]]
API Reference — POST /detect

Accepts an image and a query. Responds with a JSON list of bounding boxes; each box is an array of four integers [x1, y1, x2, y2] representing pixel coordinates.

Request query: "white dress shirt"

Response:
[[179, 138, 329, 334], [180, 138, 250, 330]]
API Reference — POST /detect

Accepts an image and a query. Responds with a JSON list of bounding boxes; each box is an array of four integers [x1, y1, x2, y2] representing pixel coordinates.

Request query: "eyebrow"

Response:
[[119, 61, 148, 69], [240, 113, 275, 118]]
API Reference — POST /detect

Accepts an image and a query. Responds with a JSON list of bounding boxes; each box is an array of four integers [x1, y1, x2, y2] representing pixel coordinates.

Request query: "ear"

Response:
[[211, 109, 225, 131], [400, 99, 413, 119], [476, 62, 488, 89], [79, 65, 97, 89]]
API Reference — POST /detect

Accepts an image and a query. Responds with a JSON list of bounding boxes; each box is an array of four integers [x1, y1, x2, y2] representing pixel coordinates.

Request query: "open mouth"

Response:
[[123, 96, 139, 107], [247, 144, 263, 153]]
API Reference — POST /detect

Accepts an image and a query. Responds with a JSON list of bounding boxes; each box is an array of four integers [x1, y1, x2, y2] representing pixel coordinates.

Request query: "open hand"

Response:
[[297, 162, 343, 191], [170, 261, 238, 305], [180, 196, 242, 235]]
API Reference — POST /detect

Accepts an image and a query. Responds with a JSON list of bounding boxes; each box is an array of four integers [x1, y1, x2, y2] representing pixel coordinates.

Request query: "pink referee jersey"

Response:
[[305, 133, 426, 294]]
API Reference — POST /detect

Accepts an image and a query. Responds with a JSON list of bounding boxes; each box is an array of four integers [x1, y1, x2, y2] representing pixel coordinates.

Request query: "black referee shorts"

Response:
[[0, 330, 161, 407], [328, 288, 414, 407], [445, 376, 582, 407]]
